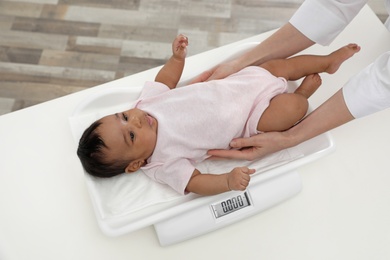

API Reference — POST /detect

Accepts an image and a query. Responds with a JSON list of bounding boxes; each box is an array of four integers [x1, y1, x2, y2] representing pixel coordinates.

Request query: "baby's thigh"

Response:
[[257, 93, 308, 132], [259, 59, 290, 79]]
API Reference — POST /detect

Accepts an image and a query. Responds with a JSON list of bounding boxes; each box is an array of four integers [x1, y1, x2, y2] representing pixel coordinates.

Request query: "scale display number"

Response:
[[211, 192, 251, 219]]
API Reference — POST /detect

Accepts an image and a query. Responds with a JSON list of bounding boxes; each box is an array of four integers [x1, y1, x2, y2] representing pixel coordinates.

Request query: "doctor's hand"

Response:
[[190, 59, 241, 84], [209, 131, 292, 161]]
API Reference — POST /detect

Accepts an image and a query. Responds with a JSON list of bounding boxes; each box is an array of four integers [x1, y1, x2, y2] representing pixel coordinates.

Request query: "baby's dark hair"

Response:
[[77, 120, 128, 178]]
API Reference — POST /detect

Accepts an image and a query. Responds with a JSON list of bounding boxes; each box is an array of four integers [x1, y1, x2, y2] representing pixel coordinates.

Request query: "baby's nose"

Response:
[[130, 116, 141, 128]]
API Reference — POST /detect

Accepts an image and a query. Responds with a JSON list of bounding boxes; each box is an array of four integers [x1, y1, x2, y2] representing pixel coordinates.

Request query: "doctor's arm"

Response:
[[208, 89, 355, 160], [191, 23, 315, 83], [209, 49, 390, 160], [192, 0, 366, 83], [155, 34, 188, 89]]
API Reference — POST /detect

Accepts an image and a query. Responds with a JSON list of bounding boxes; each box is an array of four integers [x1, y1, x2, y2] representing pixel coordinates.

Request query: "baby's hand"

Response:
[[227, 167, 255, 191], [172, 34, 188, 60]]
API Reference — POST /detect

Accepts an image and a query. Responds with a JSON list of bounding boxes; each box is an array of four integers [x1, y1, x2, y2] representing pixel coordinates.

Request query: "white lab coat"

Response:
[[290, 0, 390, 118]]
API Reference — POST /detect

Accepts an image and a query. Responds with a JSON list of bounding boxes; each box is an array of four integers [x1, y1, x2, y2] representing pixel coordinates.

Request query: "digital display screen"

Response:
[[211, 192, 251, 218]]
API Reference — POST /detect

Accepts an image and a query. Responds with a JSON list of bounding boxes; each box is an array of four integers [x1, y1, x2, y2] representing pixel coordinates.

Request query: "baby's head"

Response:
[[77, 108, 158, 178]]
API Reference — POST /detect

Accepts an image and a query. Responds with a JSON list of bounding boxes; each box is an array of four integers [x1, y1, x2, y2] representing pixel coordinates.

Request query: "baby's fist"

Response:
[[227, 167, 255, 191], [172, 34, 188, 59]]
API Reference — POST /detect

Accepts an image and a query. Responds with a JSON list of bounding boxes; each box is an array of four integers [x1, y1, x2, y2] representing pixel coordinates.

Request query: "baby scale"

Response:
[[69, 41, 335, 246], [71, 88, 334, 246]]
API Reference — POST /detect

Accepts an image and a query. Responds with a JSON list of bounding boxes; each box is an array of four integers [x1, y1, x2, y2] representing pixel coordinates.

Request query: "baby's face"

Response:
[[98, 108, 158, 169]]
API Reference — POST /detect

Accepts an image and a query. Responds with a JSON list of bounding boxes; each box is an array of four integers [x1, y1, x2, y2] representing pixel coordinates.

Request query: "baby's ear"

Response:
[[125, 160, 145, 173]]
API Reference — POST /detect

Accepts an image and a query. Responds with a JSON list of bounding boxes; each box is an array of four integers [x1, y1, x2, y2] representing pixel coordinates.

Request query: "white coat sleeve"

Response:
[[386, 0, 390, 29], [343, 51, 390, 118], [289, 0, 367, 45]]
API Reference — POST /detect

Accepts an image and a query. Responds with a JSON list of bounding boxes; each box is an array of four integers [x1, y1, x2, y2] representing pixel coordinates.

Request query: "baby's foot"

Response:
[[326, 43, 360, 74], [295, 73, 322, 99]]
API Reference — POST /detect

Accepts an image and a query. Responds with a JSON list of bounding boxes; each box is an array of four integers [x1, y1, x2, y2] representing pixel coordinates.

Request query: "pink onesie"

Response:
[[134, 66, 287, 194]]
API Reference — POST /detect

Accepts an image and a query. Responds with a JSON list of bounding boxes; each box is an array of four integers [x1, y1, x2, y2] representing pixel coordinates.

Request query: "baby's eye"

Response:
[[130, 132, 135, 142], [122, 113, 128, 121]]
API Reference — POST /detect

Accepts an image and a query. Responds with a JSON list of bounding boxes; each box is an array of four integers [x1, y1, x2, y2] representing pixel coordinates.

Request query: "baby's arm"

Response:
[[155, 34, 188, 89], [186, 167, 255, 196]]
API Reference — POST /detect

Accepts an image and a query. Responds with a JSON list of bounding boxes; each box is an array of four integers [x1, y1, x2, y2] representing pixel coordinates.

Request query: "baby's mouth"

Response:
[[145, 113, 154, 127]]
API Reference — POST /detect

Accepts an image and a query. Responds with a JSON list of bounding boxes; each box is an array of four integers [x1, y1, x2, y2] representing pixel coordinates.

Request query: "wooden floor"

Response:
[[0, 0, 387, 115]]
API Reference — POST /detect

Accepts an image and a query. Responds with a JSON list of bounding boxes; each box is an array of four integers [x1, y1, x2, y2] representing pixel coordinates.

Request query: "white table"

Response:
[[1, 5, 389, 260]]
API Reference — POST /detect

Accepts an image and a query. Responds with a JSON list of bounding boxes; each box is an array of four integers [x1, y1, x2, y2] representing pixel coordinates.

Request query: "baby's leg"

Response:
[[260, 44, 360, 81], [257, 74, 322, 132], [294, 73, 322, 99]]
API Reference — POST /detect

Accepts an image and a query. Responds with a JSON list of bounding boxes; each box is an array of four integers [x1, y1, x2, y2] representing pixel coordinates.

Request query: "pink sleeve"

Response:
[[142, 159, 195, 195], [139, 81, 170, 99]]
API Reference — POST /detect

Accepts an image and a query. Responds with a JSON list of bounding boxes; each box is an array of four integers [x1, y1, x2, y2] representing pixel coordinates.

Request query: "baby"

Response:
[[77, 34, 360, 196]]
